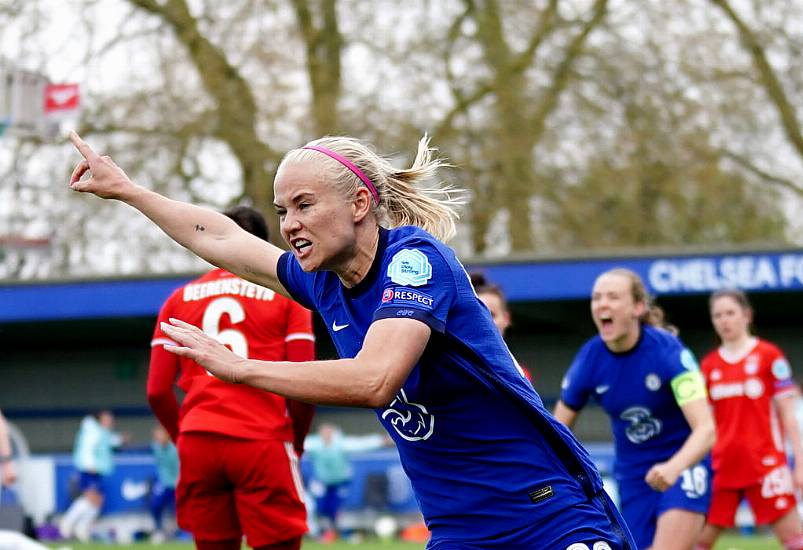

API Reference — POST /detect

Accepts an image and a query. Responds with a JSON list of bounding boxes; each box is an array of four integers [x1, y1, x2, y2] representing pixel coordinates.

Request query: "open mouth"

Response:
[[291, 238, 312, 254]]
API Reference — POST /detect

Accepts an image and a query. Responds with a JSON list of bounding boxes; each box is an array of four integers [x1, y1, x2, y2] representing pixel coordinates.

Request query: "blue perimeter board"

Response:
[[2, 249, 803, 322]]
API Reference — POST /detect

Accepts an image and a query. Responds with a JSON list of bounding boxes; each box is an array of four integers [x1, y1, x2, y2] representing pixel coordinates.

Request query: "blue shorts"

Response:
[[78, 472, 106, 494], [618, 459, 712, 549], [427, 491, 636, 549]]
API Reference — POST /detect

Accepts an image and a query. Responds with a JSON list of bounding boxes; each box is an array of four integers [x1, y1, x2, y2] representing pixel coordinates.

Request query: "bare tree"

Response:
[[709, 0, 803, 197], [432, 0, 609, 253], [1, 0, 801, 279]]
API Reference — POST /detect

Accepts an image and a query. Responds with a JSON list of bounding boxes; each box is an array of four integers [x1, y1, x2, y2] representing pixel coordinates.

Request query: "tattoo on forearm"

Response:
[[195, 224, 205, 232]]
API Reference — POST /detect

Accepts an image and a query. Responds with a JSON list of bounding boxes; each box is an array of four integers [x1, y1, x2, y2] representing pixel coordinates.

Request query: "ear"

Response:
[[633, 300, 647, 320], [501, 310, 512, 332], [352, 186, 373, 222]]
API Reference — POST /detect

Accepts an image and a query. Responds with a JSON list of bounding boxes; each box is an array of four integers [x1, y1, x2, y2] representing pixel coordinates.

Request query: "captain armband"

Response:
[[670, 370, 707, 406]]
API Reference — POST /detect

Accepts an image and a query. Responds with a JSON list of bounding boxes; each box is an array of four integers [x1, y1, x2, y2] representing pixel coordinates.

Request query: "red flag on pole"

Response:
[[44, 83, 80, 114]]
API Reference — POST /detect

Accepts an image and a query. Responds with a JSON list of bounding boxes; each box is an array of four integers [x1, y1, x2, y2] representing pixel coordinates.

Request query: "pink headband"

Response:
[[303, 145, 380, 204]]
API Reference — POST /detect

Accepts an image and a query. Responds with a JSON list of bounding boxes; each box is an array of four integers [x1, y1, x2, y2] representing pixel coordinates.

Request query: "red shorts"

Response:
[[708, 465, 798, 527], [176, 432, 307, 546]]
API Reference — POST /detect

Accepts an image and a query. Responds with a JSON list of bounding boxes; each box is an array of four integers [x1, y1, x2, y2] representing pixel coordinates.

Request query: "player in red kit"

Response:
[[696, 289, 803, 550], [147, 206, 315, 550]]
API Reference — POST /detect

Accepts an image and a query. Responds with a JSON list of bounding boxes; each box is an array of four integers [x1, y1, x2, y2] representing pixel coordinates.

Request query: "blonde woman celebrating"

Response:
[[69, 131, 635, 549]]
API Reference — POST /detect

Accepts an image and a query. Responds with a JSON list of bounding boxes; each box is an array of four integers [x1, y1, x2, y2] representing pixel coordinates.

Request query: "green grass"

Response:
[[714, 533, 783, 549], [43, 533, 782, 549]]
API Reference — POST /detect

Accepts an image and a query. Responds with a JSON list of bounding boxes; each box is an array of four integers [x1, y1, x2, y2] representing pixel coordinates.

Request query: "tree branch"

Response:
[[529, 0, 608, 137], [711, 0, 803, 159], [722, 149, 803, 197]]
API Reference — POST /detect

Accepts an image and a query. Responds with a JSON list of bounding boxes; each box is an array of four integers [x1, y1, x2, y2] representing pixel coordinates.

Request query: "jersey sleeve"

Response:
[[372, 240, 455, 333], [668, 346, 707, 407], [284, 299, 316, 347], [276, 251, 316, 311], [560, 346, 594, 411], [662, 338, 700, 381], [147, 292, 182, 441], [766, 344, 796, 397], [283, 297, 316, 363], [658, 336, 708, 407]]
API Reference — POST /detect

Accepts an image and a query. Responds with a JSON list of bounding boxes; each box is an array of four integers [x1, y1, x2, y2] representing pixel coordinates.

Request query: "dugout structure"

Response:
[[2, 245, 803, 451]]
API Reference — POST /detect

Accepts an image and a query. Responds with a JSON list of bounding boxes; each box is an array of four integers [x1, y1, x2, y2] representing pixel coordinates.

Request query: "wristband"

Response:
[[0, 455, 12, 463]]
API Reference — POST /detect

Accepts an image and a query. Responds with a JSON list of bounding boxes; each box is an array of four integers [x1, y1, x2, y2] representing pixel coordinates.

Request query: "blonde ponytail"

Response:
[[381, 136, 466, 241]]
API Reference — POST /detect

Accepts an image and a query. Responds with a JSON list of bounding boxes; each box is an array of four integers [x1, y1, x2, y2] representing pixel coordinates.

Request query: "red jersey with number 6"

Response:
[[701, 338, 796, 488], [148, 269, 315, 441]]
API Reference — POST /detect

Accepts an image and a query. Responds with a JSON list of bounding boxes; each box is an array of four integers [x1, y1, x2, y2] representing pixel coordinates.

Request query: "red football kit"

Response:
[[148, 269, 315, 546], [701, 338, 798, 526]]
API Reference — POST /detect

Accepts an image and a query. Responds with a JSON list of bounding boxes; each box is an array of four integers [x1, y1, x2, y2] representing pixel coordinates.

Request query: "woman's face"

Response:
[[590, 273, 644, 350], [99, 411, 114, 428], [478, 291, 510, 336], [274, 160, 360, 273], [710, 295, 751, 343]]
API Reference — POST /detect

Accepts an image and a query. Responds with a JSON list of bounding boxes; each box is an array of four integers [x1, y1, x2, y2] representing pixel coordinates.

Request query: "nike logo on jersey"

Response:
[[332, 321, 349, 332], [595, 385, 610, 394]]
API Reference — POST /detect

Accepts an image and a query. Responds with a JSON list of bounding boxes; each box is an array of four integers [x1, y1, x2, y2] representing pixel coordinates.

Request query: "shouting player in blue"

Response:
[[554, 269, 715, 550], [68, 131, 636, 549]]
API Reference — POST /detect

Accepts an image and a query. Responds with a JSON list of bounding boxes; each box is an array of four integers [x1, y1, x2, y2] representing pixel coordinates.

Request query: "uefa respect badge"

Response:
[[387, 249, 432, 287]]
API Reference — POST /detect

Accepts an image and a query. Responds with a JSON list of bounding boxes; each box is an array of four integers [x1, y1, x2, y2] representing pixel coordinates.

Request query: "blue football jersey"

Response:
[[561, 325, 700, 482], [277, 226, 608, 544]]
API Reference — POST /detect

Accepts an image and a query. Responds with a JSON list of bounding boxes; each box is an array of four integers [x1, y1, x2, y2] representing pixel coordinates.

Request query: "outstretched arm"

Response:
[[160, 317, 430, 408], [68, 132, 286, 294]]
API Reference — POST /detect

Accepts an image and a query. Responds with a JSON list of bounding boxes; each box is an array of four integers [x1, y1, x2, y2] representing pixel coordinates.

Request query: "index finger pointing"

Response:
[[70, 131, 101, 162]]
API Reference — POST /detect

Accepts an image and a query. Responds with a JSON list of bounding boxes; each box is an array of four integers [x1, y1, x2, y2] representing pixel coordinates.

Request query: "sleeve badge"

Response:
[[387, 249, 433, 287]]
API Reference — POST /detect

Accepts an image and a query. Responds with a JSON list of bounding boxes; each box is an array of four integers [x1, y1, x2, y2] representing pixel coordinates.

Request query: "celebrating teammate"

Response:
[[68, 131, 636, 548], [148, 206, 315, 550], [554, 269, 715, 550], [696, 289, 803, 550]]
